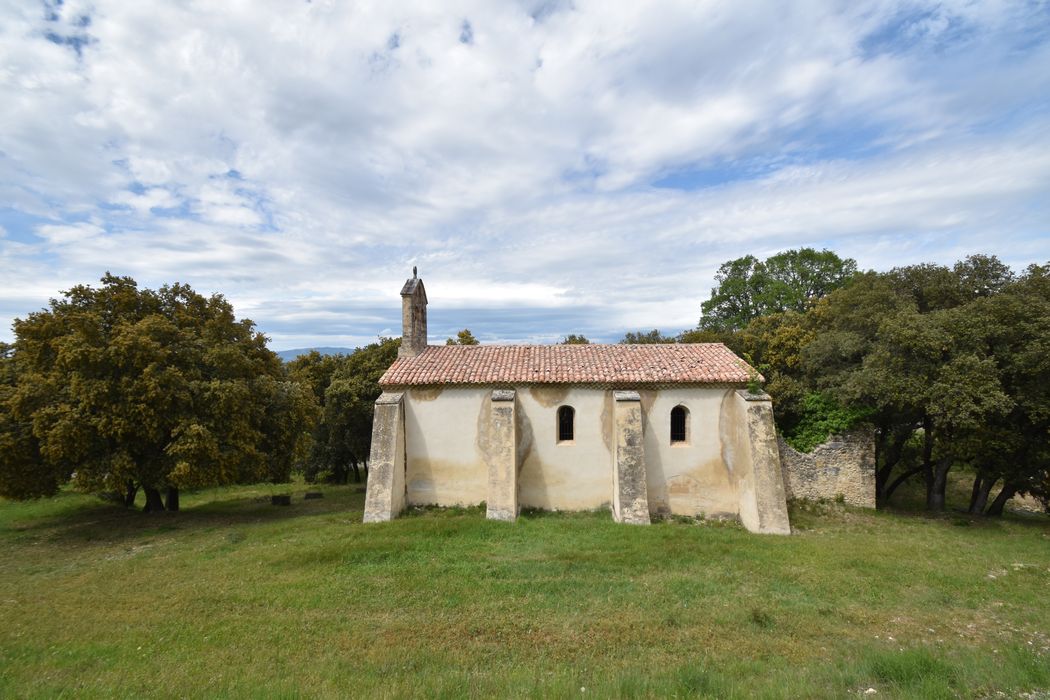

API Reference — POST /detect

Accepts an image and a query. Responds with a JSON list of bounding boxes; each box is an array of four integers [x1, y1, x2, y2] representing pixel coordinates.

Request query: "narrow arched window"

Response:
[[671, 405, 688, 444], [557, 405, 575, 442]]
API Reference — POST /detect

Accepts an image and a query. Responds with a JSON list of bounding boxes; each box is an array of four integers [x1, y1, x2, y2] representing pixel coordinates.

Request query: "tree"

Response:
[[301, 337, 400, 484], [0, 343, 59, 500], [446, 329, 479, 345], [620, 329, 675, 344], [736, 310, 817, 440], [763, 248, 858, 313], [0, 274, 315, 511], [286, 350, 349, 482], [799, 257, 1029, 512], [286, 350, 346, 404], [958, 265, 1050, 515], [700, 248, 857, 331], [954, 254, 1015, 299], [560, 334, 590, 344]]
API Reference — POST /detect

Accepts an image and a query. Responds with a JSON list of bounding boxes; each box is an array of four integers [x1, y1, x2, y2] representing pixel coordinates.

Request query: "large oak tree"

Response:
[[700, 248, 857, 331], [0, 274, 315, 511]]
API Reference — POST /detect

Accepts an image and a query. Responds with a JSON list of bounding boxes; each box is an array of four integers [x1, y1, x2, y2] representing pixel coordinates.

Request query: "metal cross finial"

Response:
[[413, 265, 418, 278]]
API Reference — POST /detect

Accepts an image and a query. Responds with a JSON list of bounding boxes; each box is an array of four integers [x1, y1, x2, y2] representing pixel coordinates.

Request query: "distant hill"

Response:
[[276, 347, 355, 362]]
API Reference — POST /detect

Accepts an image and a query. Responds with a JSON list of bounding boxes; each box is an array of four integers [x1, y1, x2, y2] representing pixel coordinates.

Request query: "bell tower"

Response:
[[399, 267, 428, 358]]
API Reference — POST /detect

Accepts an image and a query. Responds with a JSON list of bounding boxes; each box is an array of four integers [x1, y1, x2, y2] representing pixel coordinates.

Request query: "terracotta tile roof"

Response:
[[380, 343, 756, 386]]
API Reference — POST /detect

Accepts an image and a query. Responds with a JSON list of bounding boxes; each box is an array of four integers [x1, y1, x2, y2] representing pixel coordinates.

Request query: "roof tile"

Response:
[[380, 343, 756, 386]]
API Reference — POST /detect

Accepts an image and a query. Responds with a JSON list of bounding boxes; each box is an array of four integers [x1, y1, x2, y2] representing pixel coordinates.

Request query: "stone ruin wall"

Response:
[[778, 428, 876, 508]]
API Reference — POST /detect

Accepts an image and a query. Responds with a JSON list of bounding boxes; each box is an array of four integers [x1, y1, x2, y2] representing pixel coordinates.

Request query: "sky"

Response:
[[1, 0, 1049, 349]]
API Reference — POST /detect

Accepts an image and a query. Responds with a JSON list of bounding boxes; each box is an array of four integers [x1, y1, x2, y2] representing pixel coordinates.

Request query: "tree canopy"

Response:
[[619, 329, 676, 344], [700, 248, 857, 331], [446, 329, 479, 345], [0, 274, 315, 511], [736, 255, 1050, 514], [289, 338, 400, 484], [688, 251, 1050, 516]]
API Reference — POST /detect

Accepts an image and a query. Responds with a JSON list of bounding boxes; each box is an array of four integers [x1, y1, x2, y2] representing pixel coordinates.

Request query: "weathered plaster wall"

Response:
[[778, 429, 876, 508], [515, 387, 614, 511], [642, 387, 738, 518], [394, 384, 792, 533], [402, 385, 618, 510], [403, 386, 489, 506]]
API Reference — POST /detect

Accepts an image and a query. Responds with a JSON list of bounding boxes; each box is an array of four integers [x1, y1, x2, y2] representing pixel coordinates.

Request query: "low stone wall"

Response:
[[778, 428, 876, 508]]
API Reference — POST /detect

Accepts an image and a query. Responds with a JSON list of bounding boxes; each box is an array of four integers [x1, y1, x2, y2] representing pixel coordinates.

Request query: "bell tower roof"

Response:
[[398, 267, 428, 358]]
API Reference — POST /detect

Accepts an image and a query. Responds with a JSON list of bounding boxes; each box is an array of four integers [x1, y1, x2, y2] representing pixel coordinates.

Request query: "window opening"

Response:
[[671, 405, 688, 444], [557, 405, 575, 442]]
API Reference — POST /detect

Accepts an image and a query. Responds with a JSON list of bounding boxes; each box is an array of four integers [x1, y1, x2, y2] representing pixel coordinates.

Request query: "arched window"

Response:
[[557, 405, 575, 442], [671, 405, 689, 444]]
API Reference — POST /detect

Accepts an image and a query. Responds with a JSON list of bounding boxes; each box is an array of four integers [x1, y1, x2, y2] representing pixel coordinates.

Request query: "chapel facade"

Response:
[[363, 271, 793, 534]]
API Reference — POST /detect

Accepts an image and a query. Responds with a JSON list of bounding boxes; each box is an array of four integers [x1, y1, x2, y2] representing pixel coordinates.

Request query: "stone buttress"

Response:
[[612, 390, 651, 525], [720, 390, 792, 534], [363, 392, 407, 523], [485, 389, 518, 521]]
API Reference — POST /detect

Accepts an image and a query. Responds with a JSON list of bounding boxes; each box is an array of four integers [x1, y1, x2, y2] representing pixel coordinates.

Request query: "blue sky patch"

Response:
[[459, 20, 473, 45]]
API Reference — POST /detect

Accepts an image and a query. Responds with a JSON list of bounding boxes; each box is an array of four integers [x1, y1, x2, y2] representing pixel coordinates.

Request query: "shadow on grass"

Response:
[[1, 485, 367, 546], [788, 488, 1049, 535], [879, 469, 1049, 529], [875, 503, 1050, 533]]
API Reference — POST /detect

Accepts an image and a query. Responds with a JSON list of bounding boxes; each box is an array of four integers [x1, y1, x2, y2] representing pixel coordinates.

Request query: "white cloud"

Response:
[[36, 221, 106, 246], [0, 0, 1048, 346], [110, 187, 180, 215]]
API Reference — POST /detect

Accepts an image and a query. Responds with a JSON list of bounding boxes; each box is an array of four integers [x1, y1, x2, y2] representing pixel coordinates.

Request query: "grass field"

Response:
[[1, 480, 1048, 699]]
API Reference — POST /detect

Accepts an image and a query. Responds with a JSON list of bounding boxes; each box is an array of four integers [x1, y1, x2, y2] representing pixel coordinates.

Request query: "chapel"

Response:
[[363, 270, 793, 534]]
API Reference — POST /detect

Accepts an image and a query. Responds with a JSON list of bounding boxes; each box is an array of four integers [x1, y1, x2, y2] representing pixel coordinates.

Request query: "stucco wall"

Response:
[[641, 387, 739, 518], [777, 429, 876, 508], [403, 386, 490, 506], [399, 384, 744, 517], [515, 386, 614, 511]]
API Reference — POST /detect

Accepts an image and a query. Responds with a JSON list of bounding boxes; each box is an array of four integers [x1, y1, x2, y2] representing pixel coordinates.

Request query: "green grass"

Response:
[[1, 481, 1048, 699]]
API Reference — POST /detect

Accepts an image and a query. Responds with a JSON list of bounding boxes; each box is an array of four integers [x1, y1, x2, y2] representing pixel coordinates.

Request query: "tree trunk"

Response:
[[985, 483, 1018, 517], [927, 460, 951, 512], [143, 487, 166, 513], [884, 465, 924, 502], [968, 474, 982, 511], [123, 481, 138, 508], [165, 487, 180, 512], [969, 475, 995, 515], [876, 429, 915, 507], [874, 430, 885, 497], [922, 416, 937, 509], [351, 462, 361, 483]]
